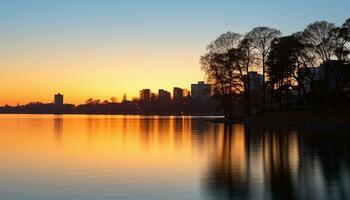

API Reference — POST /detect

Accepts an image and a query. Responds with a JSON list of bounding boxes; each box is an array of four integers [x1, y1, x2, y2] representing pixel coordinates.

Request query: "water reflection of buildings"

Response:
[[204, 125, 350, 200], [78, 116, 214, 156], [53, 116, 63, 147]]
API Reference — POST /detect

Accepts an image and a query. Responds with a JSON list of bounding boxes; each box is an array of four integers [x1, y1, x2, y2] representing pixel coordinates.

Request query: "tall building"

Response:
[[244, 71, 263, 91], [54, 93, 63, 107], [191, 81, 211, 99], [158, 89, 171, 102], [139, 89, 151, 101], [173, 87, 184, 101]]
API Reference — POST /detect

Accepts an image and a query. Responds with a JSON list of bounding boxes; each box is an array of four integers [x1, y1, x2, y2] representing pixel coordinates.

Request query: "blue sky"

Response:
[[0, 0, 349, 104], [1, 0, 349, 36]]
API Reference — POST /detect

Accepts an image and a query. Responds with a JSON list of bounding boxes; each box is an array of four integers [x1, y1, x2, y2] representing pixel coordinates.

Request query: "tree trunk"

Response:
[[262, 56, 266, 112], [245, 92, 251, 116], [246, 67, 251, 116]]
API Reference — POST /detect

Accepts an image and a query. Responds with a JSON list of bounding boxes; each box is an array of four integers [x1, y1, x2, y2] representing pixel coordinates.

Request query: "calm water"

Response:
[[0, 115, 349, 200]]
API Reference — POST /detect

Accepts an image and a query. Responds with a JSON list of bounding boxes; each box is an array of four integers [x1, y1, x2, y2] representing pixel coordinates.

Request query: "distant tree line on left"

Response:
[[0, 96, 220, 115]]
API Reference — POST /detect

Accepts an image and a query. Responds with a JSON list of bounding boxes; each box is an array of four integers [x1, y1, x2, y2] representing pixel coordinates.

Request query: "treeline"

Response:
[[0, 97, 220, 115], [201, 18, 350, 118]]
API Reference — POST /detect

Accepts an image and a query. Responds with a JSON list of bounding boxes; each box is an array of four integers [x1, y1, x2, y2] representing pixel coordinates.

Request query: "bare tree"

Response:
[[331, 27, 349, 61], [344, 18, 350, 61], [302, 21, 336, 81], [302, 21, 347, 108], [201, 52, 241, 118], [342, 18, 350, 45], [238, 36, 256, 115], [207, 32, 241, 53], [246, 27, 282, 111], [330, 18, 350, 61], [201, 32, 242, 118]]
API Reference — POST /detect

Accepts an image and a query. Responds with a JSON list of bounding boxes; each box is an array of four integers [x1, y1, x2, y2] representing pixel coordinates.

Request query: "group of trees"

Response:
[[201, 18, 350, 118], [267, 20, 350, 109]]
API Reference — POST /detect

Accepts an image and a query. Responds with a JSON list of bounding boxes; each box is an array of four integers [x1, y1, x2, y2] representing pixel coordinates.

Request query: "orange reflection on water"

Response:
[[2, 114, 327, 200], [0, 115, 222, 190]]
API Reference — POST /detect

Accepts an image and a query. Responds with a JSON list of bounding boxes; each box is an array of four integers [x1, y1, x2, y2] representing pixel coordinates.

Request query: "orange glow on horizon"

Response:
[[1, 42, 205, 105]]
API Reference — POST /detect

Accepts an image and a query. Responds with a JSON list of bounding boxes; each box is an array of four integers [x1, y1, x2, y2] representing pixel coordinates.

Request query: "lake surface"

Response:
[[0, 115, 349, 200]]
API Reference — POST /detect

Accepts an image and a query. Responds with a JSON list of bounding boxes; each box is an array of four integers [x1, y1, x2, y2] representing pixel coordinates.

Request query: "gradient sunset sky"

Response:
[[1, 0, 349, 105]]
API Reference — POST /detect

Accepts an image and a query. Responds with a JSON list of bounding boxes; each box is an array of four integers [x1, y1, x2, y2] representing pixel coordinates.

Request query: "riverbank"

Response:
[[210, 111, 350, 128]]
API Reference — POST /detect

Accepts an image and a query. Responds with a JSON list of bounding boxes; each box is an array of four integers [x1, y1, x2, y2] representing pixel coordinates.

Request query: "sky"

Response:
[[0, 0, 349, 105]]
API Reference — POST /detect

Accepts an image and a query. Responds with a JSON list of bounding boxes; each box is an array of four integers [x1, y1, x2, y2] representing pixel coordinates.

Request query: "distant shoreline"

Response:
[[0, 113, 223, 117], [209, 111, 350, 128], [2, 111, 350, 129]]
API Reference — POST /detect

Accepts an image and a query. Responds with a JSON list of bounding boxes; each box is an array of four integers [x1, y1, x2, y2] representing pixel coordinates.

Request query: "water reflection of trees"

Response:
[[298, 130, 350, 200], [263, 130, 298, 200], [204, 124, 249, 199], [57, 117, 350, 199], [204, 125, 350, 200]]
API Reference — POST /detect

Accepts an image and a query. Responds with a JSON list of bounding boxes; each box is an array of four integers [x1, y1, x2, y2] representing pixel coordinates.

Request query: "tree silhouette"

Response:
[[267, 36, 298, 108], [207, 31, 241, 53], [246, 27, 282, 111], [330, 18, 350, 61], [201, 32, 242, 118], [238, 36, 257, 115], [303, 21, 337, 64], [302, 21, 337, 94]]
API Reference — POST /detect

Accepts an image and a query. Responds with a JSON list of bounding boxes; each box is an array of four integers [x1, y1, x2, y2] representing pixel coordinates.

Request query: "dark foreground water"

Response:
[[0, 115, 349, 200]]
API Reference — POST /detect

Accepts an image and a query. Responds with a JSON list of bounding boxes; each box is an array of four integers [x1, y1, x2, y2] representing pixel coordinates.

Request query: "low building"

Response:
[[191, 81, 211, 99]]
